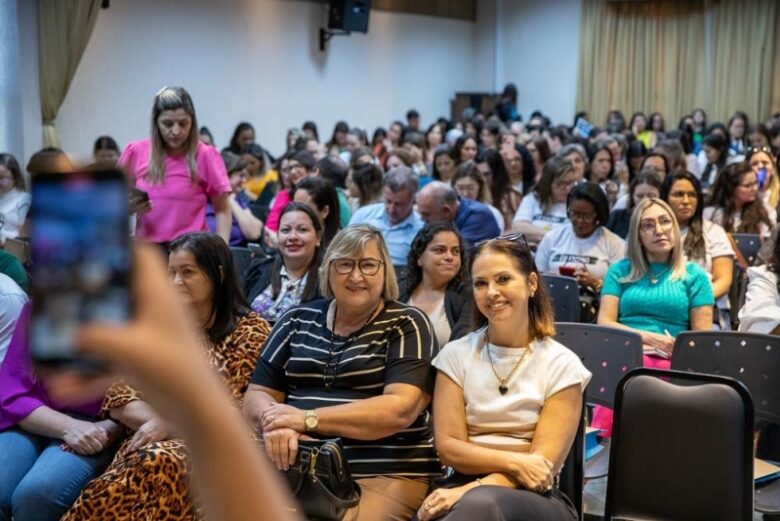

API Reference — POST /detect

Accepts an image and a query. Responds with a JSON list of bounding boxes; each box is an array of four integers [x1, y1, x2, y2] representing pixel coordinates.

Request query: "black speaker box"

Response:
[[328, 0, 370, 33]]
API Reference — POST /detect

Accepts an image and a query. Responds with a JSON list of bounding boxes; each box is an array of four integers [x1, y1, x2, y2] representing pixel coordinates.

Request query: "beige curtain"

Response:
[[577, 0, 779, 126], [37, 0, 101, 148], [709, 0, 778, 123]]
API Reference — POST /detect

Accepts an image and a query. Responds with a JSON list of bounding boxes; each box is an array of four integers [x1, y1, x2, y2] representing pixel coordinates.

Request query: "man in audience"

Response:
[[0, 273, 28, 363], [415, 181, 501, 247], [349, 166, 423, 267]]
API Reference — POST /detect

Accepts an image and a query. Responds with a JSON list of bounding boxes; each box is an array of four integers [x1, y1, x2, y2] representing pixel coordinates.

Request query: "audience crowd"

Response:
[[1, 83, 780, 520]]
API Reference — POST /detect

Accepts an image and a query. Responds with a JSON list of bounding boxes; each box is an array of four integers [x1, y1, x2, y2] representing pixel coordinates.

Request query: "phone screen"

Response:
[[30, 170, 131, 368]]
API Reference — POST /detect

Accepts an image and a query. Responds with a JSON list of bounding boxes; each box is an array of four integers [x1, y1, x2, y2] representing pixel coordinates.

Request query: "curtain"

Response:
[[577, 0, 779, 126], [37, 0, 101, 148]]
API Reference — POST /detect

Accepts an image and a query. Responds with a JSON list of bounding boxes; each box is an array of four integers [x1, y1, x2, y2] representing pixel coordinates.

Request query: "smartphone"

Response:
[[757, 168, 768, 190], [559, 265, 577, 277], [30, 169, 131, 369]]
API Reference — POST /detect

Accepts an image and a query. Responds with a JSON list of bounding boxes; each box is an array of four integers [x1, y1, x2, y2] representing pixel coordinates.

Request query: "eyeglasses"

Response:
[[554, 179, 577, 190], [476, 233, 530, 251], [331, 258, 384, 276], [639, 217, 674, 234], [738, 181, 759, 189], [747, 146, 774, 156], [567, 209, 597, 222]]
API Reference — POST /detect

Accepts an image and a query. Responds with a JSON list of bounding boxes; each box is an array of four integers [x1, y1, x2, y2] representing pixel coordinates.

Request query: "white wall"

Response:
[[495, 0, 582, 126], [52, 0, 489, 161], [0, 0, 23, 159]]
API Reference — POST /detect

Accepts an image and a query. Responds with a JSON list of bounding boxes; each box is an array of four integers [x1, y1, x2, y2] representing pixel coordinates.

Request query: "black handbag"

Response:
[[281, 437, 361, 520]]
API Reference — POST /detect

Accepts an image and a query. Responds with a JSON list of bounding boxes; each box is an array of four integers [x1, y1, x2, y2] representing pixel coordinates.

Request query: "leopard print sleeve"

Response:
[[211, 312, 271, 405], [100, 381, 143, 417]]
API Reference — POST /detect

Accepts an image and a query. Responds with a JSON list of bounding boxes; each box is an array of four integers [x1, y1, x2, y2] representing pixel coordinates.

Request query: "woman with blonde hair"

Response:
[[594, 198, 714, 435], [118, 86, 231, 245], [244, 225, 439, 521]]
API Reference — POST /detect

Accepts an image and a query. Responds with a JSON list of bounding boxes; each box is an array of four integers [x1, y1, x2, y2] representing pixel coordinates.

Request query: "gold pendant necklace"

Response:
[[485, 330, 529, 395]]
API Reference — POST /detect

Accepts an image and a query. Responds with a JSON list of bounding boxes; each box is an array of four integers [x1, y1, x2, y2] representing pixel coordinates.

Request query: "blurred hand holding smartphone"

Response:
[[30, 168, 132, 371]]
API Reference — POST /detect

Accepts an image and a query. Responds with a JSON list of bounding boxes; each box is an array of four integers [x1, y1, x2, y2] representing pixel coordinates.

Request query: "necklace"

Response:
[[648, 264, 671, 284], [484, 330, 529, 395], [323, 301, 383, 391]]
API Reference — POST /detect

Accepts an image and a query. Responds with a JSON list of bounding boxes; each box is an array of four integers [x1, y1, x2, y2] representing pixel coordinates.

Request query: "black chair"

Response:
[[230, 246, 253, 284], [604, 368, 754, 521], [728, 261, 748, 330], [542, 274, 580, 323], [555, 323, 643, 480], [672, 330, 780, 514], [733, 233, 762, 266], [558, 398, 587, 521]]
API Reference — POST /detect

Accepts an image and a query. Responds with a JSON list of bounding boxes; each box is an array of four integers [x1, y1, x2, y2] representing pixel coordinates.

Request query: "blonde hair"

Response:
[[318, 225, 399, 300], [148, 86, 199, 185], [622, 198, 686, 283]]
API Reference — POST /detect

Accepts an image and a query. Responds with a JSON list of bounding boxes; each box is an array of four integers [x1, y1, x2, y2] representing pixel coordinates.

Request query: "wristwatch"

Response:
[[304, 410, 319, 432]]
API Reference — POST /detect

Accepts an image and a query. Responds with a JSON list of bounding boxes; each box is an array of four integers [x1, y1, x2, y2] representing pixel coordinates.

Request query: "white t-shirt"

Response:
[[535, 224, 625, 280], [738, 265, 780, 334], [487, 203, 505, 232], [0, 273, 28, 364], [0, 189, 31, 240], [703, 205, 777, 237], [512, 194, 568, 233], [680, 220, 735, 310], [432, 328, 591, 452]]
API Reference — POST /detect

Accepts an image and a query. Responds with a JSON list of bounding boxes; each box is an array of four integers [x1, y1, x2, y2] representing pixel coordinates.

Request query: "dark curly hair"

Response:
[[706, 162, 773, 234], [404, 223, 468, 296]]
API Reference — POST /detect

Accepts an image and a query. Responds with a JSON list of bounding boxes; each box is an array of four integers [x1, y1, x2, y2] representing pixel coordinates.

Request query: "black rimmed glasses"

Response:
[[567, 209, 597, 223], [331, 258, 384, 276]]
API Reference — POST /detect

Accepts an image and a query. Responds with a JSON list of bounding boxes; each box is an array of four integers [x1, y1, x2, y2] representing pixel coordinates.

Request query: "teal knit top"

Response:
[[601, 259, 715, 336]]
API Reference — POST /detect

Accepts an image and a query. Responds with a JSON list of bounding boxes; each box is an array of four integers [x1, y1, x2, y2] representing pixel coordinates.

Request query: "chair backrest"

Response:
[[542, 274, 580, 323], [555, 323, 643, 408], [728, 261, 748, 330], [672, 330, 780, 425], [230, 246, 253, 284], [557, 397, 586, 521], [733, 233, 762, 266], [605, 368, 754, 521]]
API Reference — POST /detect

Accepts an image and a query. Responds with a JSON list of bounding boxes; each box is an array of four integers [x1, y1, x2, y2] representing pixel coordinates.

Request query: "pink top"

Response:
[[265, 189, 292, 232], [119, 139, 230, 243]]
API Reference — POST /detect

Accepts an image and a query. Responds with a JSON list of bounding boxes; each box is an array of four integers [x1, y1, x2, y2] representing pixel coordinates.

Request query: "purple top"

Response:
[[0, 303, 101, 431]]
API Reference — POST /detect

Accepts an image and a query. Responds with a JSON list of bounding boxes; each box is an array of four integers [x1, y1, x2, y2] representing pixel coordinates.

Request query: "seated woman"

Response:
[[745, 145, 779, 221], [0, 304, 120, 521], [662, 171, 735, 329], [265, 150, 315, 234], [244, 203, 323, 325], [291, 176, 341, 248], [401, 223, 472, 345], [704, 162, 776, 237], [347, 162, 384, 213], [63, 232, 270, 520], [535, 182, 625, 322], [476, 148, 523, 231], [606, 169, 663, 239], [451, 162, 504, 232], [0, 153, 31, 241], [416, 236, 591, 521], [243, 225, 440, 521], [207, 151, 264, 247], [594, 198, 715, 435], [432, 145, 457, 184], [241, 143, 278, 206], [512, 157, 577, 246], [739, 226, 780, 335]]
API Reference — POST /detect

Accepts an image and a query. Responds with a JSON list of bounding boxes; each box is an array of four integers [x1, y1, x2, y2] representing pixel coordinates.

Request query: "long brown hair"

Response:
[[148, 86, 199, 185], [706, 162, 773, 234], [469, 238, 556, 342]]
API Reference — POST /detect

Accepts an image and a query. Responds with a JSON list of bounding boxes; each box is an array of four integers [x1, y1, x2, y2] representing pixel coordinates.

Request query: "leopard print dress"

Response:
[[62, 312, 270, 521]]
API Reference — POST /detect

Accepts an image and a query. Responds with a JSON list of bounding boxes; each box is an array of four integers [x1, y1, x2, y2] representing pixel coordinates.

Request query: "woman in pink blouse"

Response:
[[118, 86, 231, 245]]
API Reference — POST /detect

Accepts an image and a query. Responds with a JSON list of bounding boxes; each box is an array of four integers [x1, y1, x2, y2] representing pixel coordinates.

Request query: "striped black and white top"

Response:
[[251, 298, 441, 478]]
